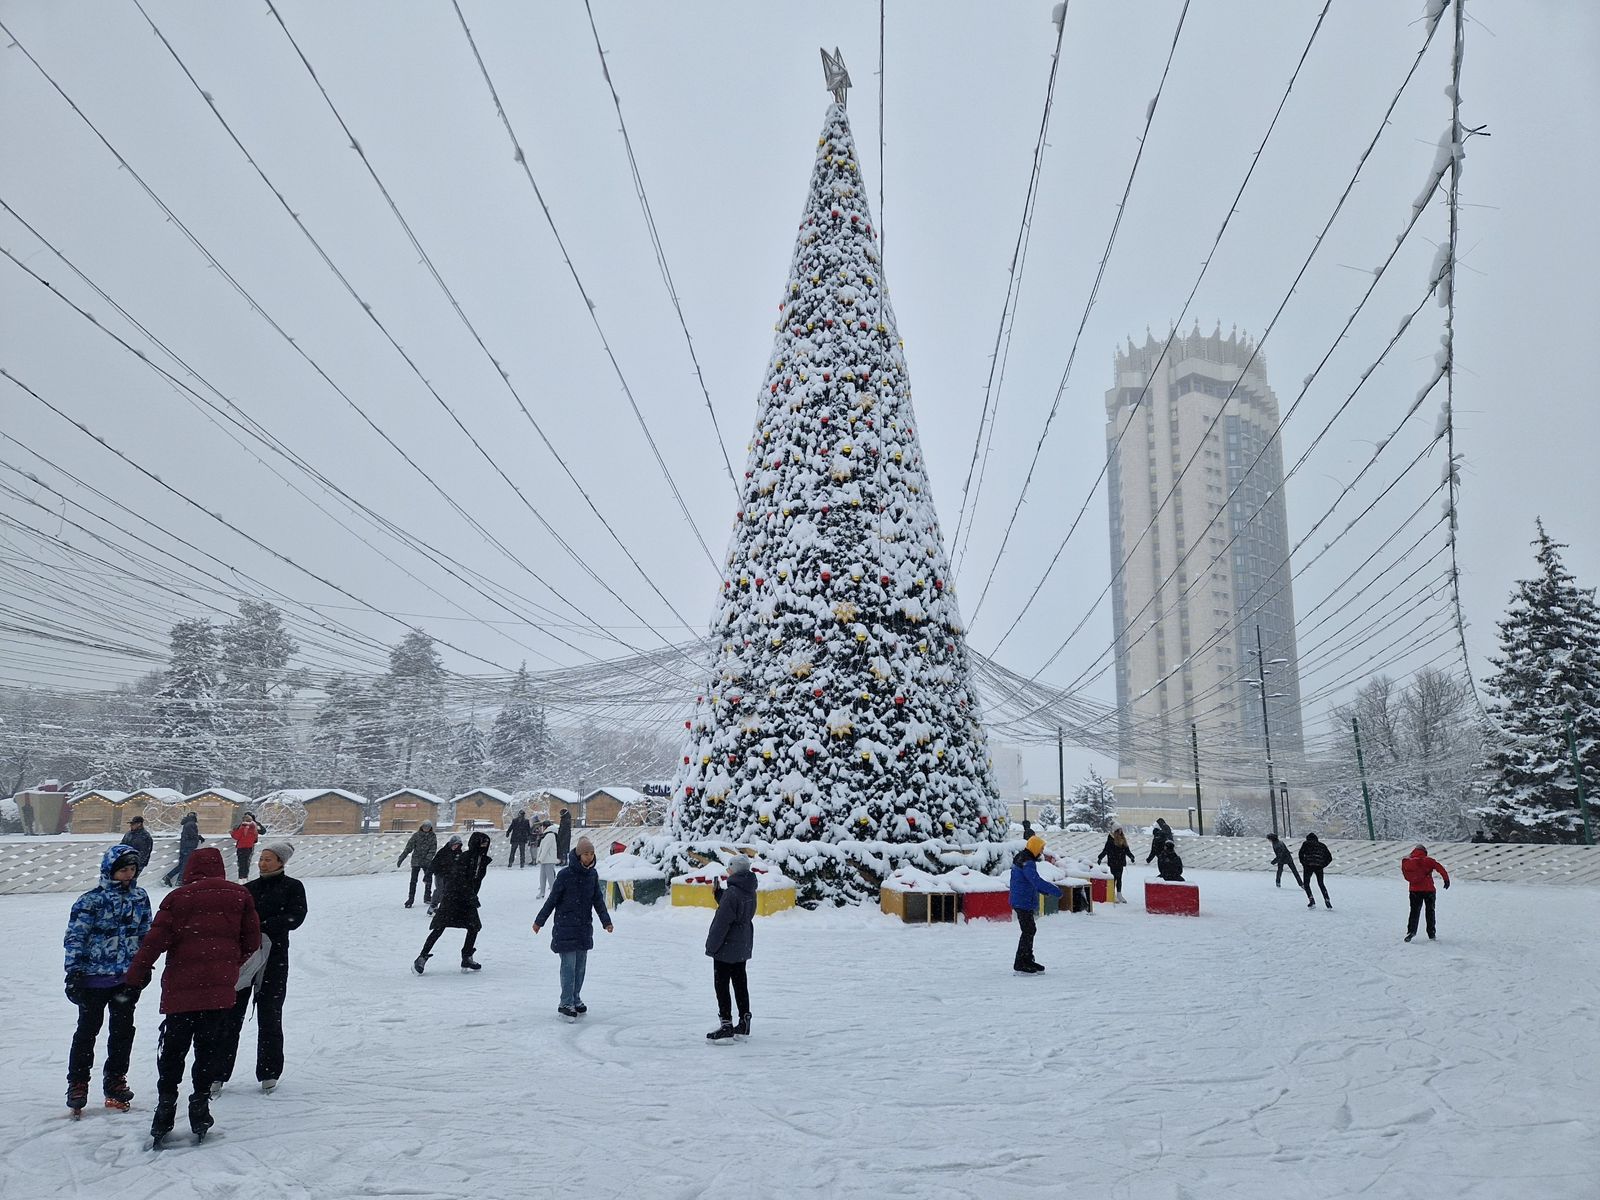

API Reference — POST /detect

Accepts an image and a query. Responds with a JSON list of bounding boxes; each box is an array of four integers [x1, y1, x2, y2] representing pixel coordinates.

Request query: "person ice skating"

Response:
[[62, 844, 152, 1116], [124, 814, 154, 871], [124, 846, 260, 1145], [1145, 818, 1174, 863], [1156, 840, 1186, 882], [1009, 835, 1061, 974], [555, 808, 574, 860], [1267, 834, 1304, 890], [507, 810, 533, 868], [1298, 832, 1333, 909], [396, 820, 437, 909], [1401, 845, 1450, 942], [1096, 826, 1135, 903], [160, 812, 203, 887], [230, 813, 262, 880], [414, 831, 491, 974], [216, 842, 307, 1094], [704, 856, 757, 1043], [535, 822, 560, 897], [532, 837, 613, 1018], [426, 834, 463, 915]]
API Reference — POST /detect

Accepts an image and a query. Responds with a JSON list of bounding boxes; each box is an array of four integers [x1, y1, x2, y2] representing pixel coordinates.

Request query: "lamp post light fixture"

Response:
[[1246, 625, 1291, 837]]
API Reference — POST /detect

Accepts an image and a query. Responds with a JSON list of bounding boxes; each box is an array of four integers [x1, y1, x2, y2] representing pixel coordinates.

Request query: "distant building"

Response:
[[1105, 326, 1305, 799]]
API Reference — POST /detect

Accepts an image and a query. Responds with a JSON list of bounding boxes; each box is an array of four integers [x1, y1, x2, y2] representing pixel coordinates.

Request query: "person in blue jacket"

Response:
[[63, 843, 152, 1115], [1009, 835, 1061, 975], [531, 837, 613, 1019], [704, 856, 758, 1043]]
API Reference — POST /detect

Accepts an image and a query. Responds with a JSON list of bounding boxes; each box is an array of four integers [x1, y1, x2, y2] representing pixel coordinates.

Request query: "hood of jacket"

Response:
[[725, 869, 759, 898], [1012, 848, 1037, 869], [100, 842, 141, 881], [181, 813, 198, 824], [182, 846, 227, 884], [1303, 833, 1321, 843], [1408, 845, 1428, 859]]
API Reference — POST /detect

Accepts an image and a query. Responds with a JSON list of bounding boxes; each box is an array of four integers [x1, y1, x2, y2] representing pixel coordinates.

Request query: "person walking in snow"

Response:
[[535, 821, 560, 897], [507, 810, 533, 868], [124, 814, 154, 871], [1009, 835, 1061, 975], [414, 831, 491, 974], [1156, 840, 1186, 882], [230, 812, 263, 880], [1267, 833, 1304, 890], [396, 820, 437, 909], [555, 808, 574, 861], [1298, 832, 1334, 909], [160, 812, 203, 887], [1096, 826, 1136, 903], [532, 836, 613, 1018], [216, 841, 307, 1093], [1401, 845, 1450, 942], [1145, 818, 1174, 863], [124, 846, 261, 1145], [704, 856, 757, 1042], [62, 844, 152, 1116]]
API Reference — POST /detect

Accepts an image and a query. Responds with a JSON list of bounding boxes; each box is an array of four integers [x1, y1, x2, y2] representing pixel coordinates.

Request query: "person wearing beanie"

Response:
[[229, 812, 264, 880], [415, 831, 492, 974], [1298, 833, 1334, 909], [532, 836, 614, 1018], [160, 812, 204, 888], [1266, 833, 1304, 891], [1095, 826, 1135, 903], [397, 820, 438, 909], [62, 844, 152, 1115], [1008, 836, 1061, 974], [1146, 818, 1174, 863], [704, 856, 758, 1043], [215, 841, 307, 1093], [1401, 845, 1450, 941], [1156, 839, 1186, 882]]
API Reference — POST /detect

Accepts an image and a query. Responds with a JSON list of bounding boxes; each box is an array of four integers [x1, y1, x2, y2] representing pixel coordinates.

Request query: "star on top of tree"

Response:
[[820, 47, 851, 107]]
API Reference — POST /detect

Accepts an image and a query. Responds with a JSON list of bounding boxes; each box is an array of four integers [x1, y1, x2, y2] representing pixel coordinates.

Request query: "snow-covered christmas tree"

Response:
[[1479, 521, 1600, 843], [651, 70, 1007, 903]]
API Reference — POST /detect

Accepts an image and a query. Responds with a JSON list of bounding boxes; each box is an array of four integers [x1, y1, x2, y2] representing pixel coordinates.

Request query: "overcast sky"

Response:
[[2, 0, 1595, 788]]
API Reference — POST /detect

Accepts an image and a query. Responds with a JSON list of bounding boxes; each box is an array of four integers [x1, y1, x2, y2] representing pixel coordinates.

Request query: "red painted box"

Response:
[[958, 890, 1013, 922], [1144, 880, 1200, 916], [1090, 876, 1115, 904]]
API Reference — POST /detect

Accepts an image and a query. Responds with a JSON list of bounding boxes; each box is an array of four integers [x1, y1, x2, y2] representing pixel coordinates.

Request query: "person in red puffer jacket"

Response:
[[125, 847, 260, 1144], [1401, 845, 1450, 943]]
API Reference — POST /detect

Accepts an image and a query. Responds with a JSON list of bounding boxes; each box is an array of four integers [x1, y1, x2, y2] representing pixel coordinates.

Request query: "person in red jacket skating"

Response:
[[230, 813, 263, 880], [124, 846, 261, 1145], [1401, 845, 1450, 942]]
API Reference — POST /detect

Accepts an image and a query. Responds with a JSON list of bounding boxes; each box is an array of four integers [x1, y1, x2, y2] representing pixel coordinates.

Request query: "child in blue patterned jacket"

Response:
[[63, 843, 152, 1116]]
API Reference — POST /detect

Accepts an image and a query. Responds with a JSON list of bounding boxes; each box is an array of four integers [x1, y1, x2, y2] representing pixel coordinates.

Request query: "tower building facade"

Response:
[[1105, 326, 1304, 787]]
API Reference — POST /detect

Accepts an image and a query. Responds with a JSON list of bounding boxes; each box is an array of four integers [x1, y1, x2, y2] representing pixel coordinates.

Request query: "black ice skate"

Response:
[[149, 1097, 177, 1147], [735, 1013, 752, 1039], [66, 1081, 88, 1116], [413, 953, 431, 975], [460, 955, 482, 972], [188, 1095, 213, 1141], [706, 1021, 737, 1043]]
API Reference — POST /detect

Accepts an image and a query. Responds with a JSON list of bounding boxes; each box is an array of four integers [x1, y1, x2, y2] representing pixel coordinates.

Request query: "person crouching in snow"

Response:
[[414, 831, 491, 974], [1156, 840, 1186, 881], [532, 836, 613, 1019], [123, 846, 260, 1145], [1009, 835, 1061, 974], [1401, 845, 1450, 941], [705, 856, 757, 1042], [62, 844, 152, 1116]]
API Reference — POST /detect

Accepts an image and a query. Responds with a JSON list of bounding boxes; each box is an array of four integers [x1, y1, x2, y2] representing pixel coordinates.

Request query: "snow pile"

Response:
[[597, 852, 668, 882]]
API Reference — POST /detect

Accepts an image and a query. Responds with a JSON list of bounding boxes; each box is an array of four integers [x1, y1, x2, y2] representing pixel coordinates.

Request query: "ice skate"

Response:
[[706, 1020, 737, 1043], [149, 1097, 177, 1147], [735, 1013, 752, 1039], [412, 952, 431, 975], [260, 1078, 278, 1093], [66, 1081, 88, 1117], [188, 1094, 213, 1141], [104, 1074, 134, 1112], [460, 955, 482, 972]]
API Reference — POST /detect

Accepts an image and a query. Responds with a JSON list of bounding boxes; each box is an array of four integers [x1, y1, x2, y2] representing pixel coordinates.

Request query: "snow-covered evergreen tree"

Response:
[[451, 717, 488, 795], [488, 664, 548, 788], [1065, 767, 1117, 831], [1479, 522, 1600, 842], [311, 674, 360, 785], [1211, 799, 1251, 837], [218, 599, 302, 793], [655, 101, 1006, 902], [156, 618, 222, 792], [381, 630, 449, 789]]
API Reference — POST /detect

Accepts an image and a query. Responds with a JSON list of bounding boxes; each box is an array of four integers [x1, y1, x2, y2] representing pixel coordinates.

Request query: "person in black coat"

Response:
[[1146, 819, 1174, 863], [1297, 832, 1333, 909], [216, 841, 307, 1092], [506, 811, 533, 869], [1095, 826, 1136, 903], [555, 809, 574, 861], [414, 832, 490, 974], [124, 815, 154, 870], [704, 857, 758, 1042], [1267, 834, 1304, 890], [1156, 841, 1186, 882], [532, 838, 613, 1018], [160, 812, 204, 886]]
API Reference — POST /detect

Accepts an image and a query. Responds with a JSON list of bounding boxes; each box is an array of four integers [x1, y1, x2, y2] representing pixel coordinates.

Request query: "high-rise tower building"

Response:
[[1105, 326, 1304, 787]]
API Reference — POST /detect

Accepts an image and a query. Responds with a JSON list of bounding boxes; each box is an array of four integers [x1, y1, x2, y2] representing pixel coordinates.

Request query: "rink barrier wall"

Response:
[[2, 830, 1598, 896], [0, 824, 654, 896]]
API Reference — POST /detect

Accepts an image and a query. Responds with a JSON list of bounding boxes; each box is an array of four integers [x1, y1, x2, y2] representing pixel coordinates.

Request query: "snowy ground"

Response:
[[2, 864, 1597, 1200]]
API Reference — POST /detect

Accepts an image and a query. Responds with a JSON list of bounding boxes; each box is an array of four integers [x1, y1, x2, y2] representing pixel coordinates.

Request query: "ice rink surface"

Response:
[[2, 860, 1597, 1199]]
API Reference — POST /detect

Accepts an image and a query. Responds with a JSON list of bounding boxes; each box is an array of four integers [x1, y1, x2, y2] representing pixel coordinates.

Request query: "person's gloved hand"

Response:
[[111, 983, 141, 1005], [1443, 880, 1450, 889], [64, 973, 85, 1005]]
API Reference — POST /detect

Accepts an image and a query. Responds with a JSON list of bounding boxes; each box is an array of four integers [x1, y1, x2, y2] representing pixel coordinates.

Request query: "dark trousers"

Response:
[[713, 960, 750, 1021], [161, 850, 192, 887], [421, 918, 480, 961], [217, 958, 289, 1083], [156, 1009, 232, 1102], [1407, 891, 1437, 938], [1304, 866, 1329, 902], [68, 986, 138, 1084], [236, 847, 253, 879], [407, 864, 434, 904], [1276, 860, 1304, 888], [1110, 864, 1125, 894], [1013, 908, 1038, 967], [507, 841, 528, 868]]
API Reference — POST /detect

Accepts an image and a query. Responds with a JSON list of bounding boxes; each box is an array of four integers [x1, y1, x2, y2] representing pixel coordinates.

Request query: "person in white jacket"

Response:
[[534, 825, 560, 898]]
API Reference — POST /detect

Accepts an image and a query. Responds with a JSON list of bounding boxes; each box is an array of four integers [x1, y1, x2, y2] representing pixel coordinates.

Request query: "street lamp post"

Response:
[[1247, 625, 1290, 838]]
